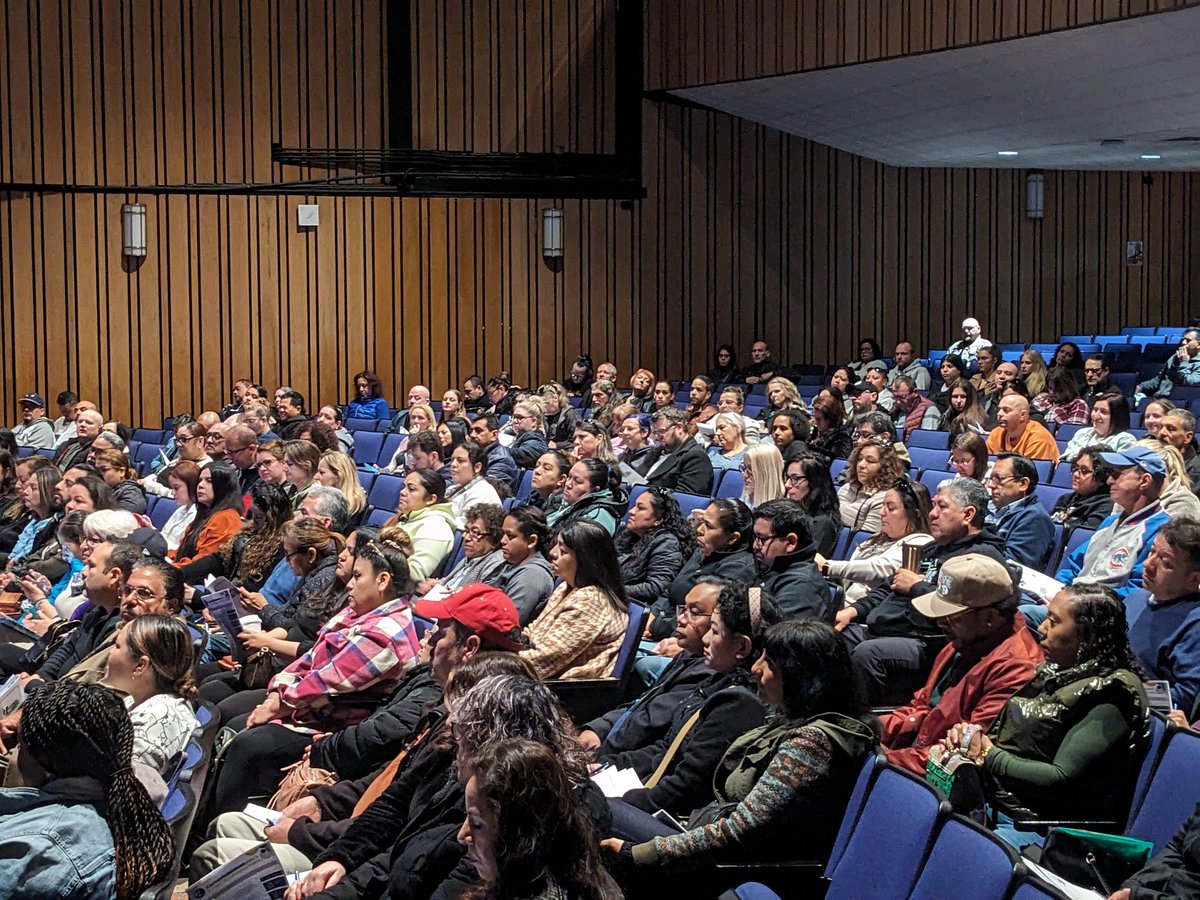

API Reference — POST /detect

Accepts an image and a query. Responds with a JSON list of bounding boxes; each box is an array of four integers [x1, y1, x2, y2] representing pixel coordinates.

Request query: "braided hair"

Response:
[[20, 681, 174, 898]]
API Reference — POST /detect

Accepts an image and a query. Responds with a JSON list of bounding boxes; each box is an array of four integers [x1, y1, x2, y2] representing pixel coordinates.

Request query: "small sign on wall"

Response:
[[297, 205, 320, 228], [1126, 241, 1144, 267]]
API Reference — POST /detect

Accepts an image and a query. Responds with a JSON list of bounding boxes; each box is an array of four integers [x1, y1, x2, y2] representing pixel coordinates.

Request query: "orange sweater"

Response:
[[985, 421, 1059, 461], [170, 508, 244, 566]]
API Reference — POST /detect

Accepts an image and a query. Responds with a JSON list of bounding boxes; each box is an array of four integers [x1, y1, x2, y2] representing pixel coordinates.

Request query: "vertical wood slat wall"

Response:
[[1, 0, 1197, 425], [644, 0, 1200, 91]]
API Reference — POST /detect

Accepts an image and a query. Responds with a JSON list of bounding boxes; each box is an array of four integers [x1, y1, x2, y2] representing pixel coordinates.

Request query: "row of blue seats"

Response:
[[815, 711, 1190, 898]]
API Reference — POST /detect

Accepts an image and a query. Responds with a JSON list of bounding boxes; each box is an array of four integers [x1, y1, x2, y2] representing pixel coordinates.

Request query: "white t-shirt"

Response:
[[128, 693, 199, 775]]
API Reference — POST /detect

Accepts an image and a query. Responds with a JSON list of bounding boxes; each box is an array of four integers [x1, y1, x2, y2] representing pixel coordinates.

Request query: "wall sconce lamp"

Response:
[[122, 203, 147, 256], [542, 207, 563, 272], [1025, 174, 1044, 220]]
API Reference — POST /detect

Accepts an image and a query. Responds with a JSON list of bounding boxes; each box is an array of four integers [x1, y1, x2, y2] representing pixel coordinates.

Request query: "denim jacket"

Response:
[[0, 776, 115, 899]]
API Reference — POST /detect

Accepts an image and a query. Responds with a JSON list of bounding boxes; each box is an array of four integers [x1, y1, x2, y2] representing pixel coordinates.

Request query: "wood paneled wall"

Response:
[[645, 0, 1200, 91], [1, 0, 1197, 425]]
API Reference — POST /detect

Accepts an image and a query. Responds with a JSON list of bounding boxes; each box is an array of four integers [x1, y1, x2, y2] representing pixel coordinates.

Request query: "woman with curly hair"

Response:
[[187, 480, 292, 590], [838, 441, 907, 534], [583, 380, 622, 431], [808, 393, 853, 461], [0, 680, 175, 898], [460, 738, 621, 900], [616, 488, 695, 604], [757, 377, 808, 424], [942, 583, 1149, 849]]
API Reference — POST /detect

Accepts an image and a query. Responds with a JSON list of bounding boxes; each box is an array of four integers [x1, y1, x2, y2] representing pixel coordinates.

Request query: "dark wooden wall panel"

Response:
[[2, 0, 1198, 428], [645, 0, 1200, 90]]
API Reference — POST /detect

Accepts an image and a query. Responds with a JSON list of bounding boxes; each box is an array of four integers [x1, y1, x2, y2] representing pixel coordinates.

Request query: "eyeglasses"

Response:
[[984, 474, 1018, 485], [464, 527, 488, 539], [1070, 464, 1094, 476], [752, 533, 782, 546], [118, 584, 161, 602], [784, 473, 808, 485], [285, 549, 307, 561], [675, 604, 713, 620], [738, 464, 753, 474], [226, 444, 254, 454], [650, 427, 671, 438]]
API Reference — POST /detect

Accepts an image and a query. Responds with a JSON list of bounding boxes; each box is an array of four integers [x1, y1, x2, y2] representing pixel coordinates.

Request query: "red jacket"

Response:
[[880, 612, 1043, 774]]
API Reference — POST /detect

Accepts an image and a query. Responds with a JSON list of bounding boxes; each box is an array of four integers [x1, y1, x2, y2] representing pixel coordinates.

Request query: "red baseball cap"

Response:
[[413, 583, 523, 651]]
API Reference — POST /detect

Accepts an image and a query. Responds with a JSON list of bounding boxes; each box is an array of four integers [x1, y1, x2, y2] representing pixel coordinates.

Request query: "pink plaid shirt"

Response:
[[269, 596, 420, 730]]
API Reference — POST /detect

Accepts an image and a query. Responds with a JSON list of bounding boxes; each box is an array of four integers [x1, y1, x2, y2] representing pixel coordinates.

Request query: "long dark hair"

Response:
[[554, 520, 627, 611], [1061, 584, 1143, 676], [791, 452, 839, 518], [465, 738, 620, 900], [441, 418, 469, 455], [21, 681, 174, 898], [760, 620, 873, 724], [220, 481, 292, 586], [506, 506, 551, 558], [353, 369, 384, 400], [713, 343, 738, 373], [616, 487, 696, 557], [175, 462, 243, 560], [706, 498, 753, 552]]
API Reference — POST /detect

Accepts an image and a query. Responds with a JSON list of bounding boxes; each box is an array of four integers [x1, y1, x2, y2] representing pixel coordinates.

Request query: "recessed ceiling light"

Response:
[[997, 150, 1019, 157], [1141, 154, 1162, 160]]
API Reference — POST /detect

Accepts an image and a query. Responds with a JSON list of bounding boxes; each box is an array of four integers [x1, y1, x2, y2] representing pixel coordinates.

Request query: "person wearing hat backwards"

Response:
[[1055, 445, 1172, 602], [879, 554, 1043, 775], [12, 393, 55, 450]]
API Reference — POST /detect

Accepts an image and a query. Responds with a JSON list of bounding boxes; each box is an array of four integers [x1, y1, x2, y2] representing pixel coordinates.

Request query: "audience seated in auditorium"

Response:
[[733, 340, 778, 385], [848, 379, 885, 420], [485, 373, 520, 417], [12, 393, 54, 450], [314, 405, 354, 453], [496, 506, 555, 625], [645, 499, 756, 643], [1158, 408, 1200, 493], [386, 384, 431, 433], [706, 344, 738, 387], [274, 390, 310, 441], [757, 377, 809, 424], [823, 478, 934, 605], [572, 421, 620, 469], [437, 389, 468, 425], [683, 375, 718, 435], [932, 355, 967, 411], [1081, 353, 1113, 402], [615, 488, 692, 607], [563, 355, 594, 399], [603, 621, 879, 882], [841, 477, 1006, 705], [379, 403, 436, 473], [387, 469, 455, 581], [49, 390, 79, 448], [1126, 519, 1200, 716], [828, 368, 855, 414], [969, 344, 1000, 396], [604, 582, 779, 821], [943, 584, 1149, 850], [739, 441, 784, 509], [447, 442, 503, 528], [519, 451, 568, 517], [282, 439, 321, 510], [420, 503, 506, 596], [947, 317, 988, 368], [709, 386, 763, 444], [460, 375, 487, 414], [1059, 390, 1135, 461], [546, 459, 627, 536], [617, 412, 655, 480], [984, 453, 1056, 570], [881, 552, 1040, 775], [642, 407, 714, 495], [53, 407, 104, 472], [464, 416, 517, 492], [538, 382, 581, 450], [0, 680, 174, 897], [171, 463, 244, 576], [751, 500, 830, 621], [1032, 366, 1089, 426], [582, 379, 621, 431], [624, 368, 655, 413], [862, 363, 896, 414], [1050, 447, 1114, 534], [1138, 328, 1200, 400], [846, 337, 882, 381], [838, 440, 906, 533], [1056, 446, 1170, 601], [983, 361, 1019, 416], [784, 453, 841, 557], [891, 375, 939, 440], [888, 340, 931, 391], [1145, 440, 1200, 522], [92, 448, 147, 514], [315, 451, 367, 525], [1142, 397, 1175, 441], [986, 395, 1058, 461], [521, 521, 628, 680]]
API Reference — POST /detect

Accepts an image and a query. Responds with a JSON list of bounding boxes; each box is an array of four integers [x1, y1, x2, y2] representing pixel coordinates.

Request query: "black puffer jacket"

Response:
[[617, 526, 689, 604], [756, 530, 833, 623], [648, 545, 757, 640]]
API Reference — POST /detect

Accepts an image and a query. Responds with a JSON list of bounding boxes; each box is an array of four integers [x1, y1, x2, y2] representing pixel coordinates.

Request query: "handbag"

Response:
[[267, 758, 338, 811], [1036, 828, 1154, 895], [239, 647, 274, 690]]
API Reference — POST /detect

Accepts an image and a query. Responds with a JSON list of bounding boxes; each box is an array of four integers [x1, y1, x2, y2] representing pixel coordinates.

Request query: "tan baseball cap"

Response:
[[912, 554, 1014, 619]]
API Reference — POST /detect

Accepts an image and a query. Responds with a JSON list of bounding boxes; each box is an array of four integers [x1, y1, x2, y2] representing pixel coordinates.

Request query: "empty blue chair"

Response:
[[351, 431, 384, 468], [907, 447, 947, 474], [1031, 458, 1052, 482], [1034, 484, 1071, 512], [907, 814, 1023, 900], [715, 469, 744, 499], [1059, 334, 1093, 344], [1050, 462, 1073, 488], [1126, 725, 1200, 851], [357, 469, 376, 493], [149, 498, 180, 530], [366, 507, 393, 527], [824, 753, 886, 880], [132, 428, 166, 444], [919, 469, 954, 496], [824, 765, 947, 899], [908, 430, 949, 451], [726, 884, 781, 900], [344, 417, 381, 432], [367, 474, 404, 513], [376, 432, 405, 467], [830, 527, 853, 560], [1060, 527, 1095, 564], [1122, 327, 1158, 336], [1000, 343, 1027, 353], [1055, 423, 1084, 443], [673, 491, 711, 520], [1126, 712, 1169, 829], [1096, 334, 1131, 344]]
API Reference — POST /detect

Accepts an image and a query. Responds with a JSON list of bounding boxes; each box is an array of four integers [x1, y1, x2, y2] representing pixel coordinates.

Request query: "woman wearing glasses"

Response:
[[539, 382, 581, 450], [821, 479, 934, 608], [739, 442, 785, 509], [783, 453, 841, 557], [1049, 447, 1114, 534], [507, 398, 550, 469]]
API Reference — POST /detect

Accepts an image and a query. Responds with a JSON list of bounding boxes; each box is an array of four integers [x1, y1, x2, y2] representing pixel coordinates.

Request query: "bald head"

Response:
[[407, 385, 430, 406], [75, 409, 105, 440], [997, 395, 1030, 436], [196, 411, 221, 430], [962, 318, 981, 340]]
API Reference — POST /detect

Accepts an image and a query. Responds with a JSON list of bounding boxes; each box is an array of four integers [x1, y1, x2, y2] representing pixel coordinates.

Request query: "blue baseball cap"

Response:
[[1099, 446, 1166, 479]]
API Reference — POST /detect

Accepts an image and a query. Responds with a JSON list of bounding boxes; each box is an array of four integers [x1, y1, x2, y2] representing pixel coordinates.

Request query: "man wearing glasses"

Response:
[[984, 453, 1055, 570], [578, 578, 724, 755], [143, 420, 213, 497], [1081, 354, 1113, 403], [224, 425, 262, 495], [751, 500, 830, 621], [643, 407, 715, 496]]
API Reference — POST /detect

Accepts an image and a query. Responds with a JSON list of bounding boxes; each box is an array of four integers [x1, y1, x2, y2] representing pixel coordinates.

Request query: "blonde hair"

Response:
[[742, 442, 785, 505], [408, 403, 437, 433], [1137, 438, 1187, 486], [766, 377, 807, 412], [320, 450, 368, 515], [513, 396, 545, 429]]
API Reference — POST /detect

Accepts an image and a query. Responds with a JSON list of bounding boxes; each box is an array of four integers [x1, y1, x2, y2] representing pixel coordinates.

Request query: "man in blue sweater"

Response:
[[985, 453, 1055, 571], [1126, 518, 1200, 717]]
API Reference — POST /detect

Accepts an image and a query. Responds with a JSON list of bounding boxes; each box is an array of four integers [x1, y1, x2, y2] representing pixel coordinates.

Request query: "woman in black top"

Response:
[[707, 344, 739, 387], [784, 452, 840, 557], [1050, 447, 1114, 534], [615, 488, 694, 605]]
